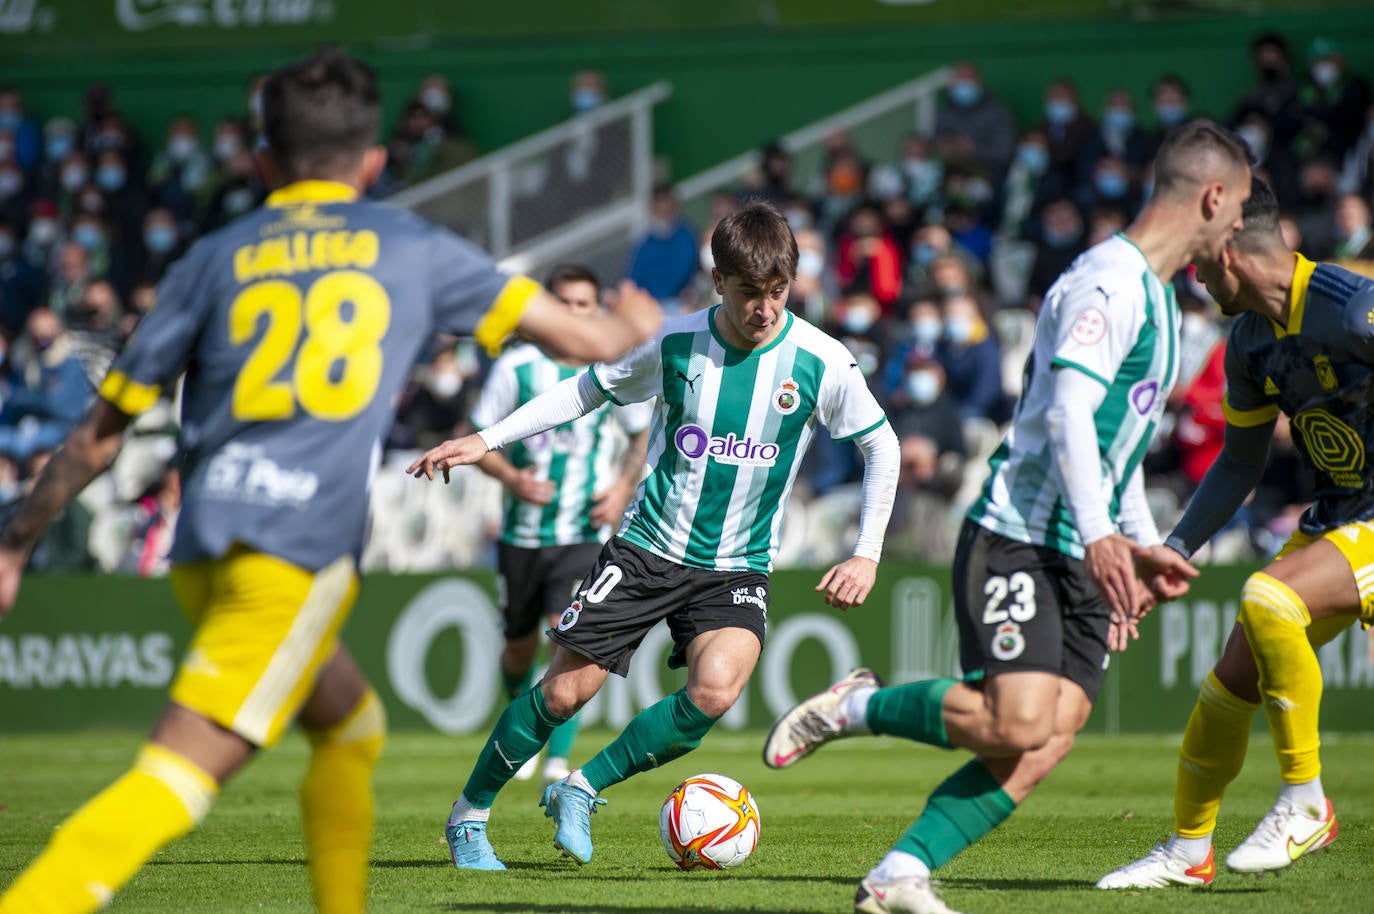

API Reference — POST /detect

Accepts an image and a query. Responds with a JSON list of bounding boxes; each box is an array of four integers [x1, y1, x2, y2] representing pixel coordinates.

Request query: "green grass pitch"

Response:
[[1, 730, 1370, 912]]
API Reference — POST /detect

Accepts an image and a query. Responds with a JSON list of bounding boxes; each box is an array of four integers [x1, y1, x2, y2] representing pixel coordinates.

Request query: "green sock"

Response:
[[866, 679, 955, 749], [580, 689, 717, 793], [502, 664, 535, 701], [546, 707, 581, 762], [895, 760, 1017, 869], [462, 686, 564, 807]]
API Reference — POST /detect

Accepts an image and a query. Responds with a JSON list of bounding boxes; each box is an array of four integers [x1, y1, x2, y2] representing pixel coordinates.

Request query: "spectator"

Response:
[[570, 68, 607, 114], [0, 88, 41, 173], [1079, 154, 1140, 218], [139, 206, 188, 283], [39, 117, 77, 196], [1086, 204, 1129, 246], [1235, 32, 1304, 202], [93, 147, 149, 251], [0, 156, 28, 229], [937, 294, 1004, 422], [55, 149, 89, 213], [210, 117, 249, 170], [1333, 193, 1374, 273], [836, 205, 903, 311], [0, 308, 95, 462], [1039, 79, 1096, 190], [387, 100, 478, 187], [1298, 37, 1372, 162], [87, 112, 145, 187], [740, 141, 794, 207], [1026, 197, 1086, 305], [869, 133, 943, 213], [202, 146, 263, 231], [66, 278, 123, 384], [1172, 336, 1227, 490], [121, 278, 156, 337], [0, 218, 44, 332], [627, 185, 696, 311], [941, 170, 995, 265], [789, 228, 832, 325], [47, 240, 93, 318], [416, 73, 460, 134], [1079, 89, 1151, 184], [1144, 74, 1194, 157], [1337, 103, 1374, 198], [885, 355, 968, 562], [907, 224, 959, 290], [1294, 158, 1340, 257], [21, 199, 59, 272], [883, 296, 942, 397], [77, 84, 116, 156], [934, 61, 1017, 180], [830, 291, 894, 383], [814, 146, 867, 238], [147, 114, 214, 224], [124, 464, 180, 577], [925, 252, 979, 302]]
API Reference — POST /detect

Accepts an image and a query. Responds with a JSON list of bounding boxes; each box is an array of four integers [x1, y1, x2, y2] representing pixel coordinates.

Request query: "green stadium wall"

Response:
[[1, 7, 1373, 180], [2, 565, 1370, 734]]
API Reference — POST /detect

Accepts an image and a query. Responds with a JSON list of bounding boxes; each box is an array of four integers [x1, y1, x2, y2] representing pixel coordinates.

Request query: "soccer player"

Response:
[[762, 121, 1252, 914], [471, 263, 651, 787], [409, 201, 901, 870], [0, 50, 659, 914], [1098, 176, 1368, 889]]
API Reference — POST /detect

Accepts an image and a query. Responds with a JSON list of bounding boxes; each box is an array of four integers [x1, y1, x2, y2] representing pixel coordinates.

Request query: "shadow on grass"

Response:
[[940, 876, 1269, 895], [440, 905, 832, 914]]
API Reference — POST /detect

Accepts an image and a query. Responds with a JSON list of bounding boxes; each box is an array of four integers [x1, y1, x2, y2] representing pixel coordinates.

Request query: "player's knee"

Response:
[[990, 712, 1054, 754], [685, 682, 743, 719], [306, 690, 386, 765], [1239, 572, 1304, 636], [540, 675, 593, 719]]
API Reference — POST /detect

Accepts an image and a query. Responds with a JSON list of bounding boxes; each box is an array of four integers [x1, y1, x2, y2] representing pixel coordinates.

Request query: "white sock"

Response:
[[870, 850, 930, 883], [1165, 832, 1212, 864], [1279, 776, 1325, 814], [840, 686, 877, 734], [449, 797, 490, 826], [567, 768, 596, 796]]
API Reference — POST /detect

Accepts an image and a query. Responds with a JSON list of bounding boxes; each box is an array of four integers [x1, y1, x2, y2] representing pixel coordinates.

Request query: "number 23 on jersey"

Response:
[[230, 270, 392, 422]]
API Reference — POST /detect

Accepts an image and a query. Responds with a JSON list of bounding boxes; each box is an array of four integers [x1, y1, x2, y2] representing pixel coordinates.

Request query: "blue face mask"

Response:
[[1102, 107, 1135, 132], [1094, 172, 1129, 199], [144, 225, 177, 254], [948, 81, 982, 108], [905, 370, 941, 405], [570, 88, 604, 112], [1043, 226, 1081, 249], [1156, 102, 1188, 126], [912, 242, 939, 267], [1016, 143, 1049, 175], [1045, 99, 1078, 126], [0, 110, 20, 132], [911, 317, 942, 346], [944, 317, 975, 344], [46, 135, 73, 162], [96, 165, 126, 192], [843, 308, 876, 335], [72, 224, 104, 251]]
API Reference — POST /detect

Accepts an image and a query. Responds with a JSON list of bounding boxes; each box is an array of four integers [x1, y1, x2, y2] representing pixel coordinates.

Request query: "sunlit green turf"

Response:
[[1, 730, 1370, 912]]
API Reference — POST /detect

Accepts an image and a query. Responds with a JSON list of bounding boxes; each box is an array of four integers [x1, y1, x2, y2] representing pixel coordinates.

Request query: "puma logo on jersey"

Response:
[[676, 369, 700, 392], [1095, 285, 1114, 304]]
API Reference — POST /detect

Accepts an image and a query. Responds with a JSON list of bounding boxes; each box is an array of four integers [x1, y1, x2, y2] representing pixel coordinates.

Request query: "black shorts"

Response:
[[497, 541, 605, 639], [952, 519, 1111, 702], [546, 537, 769, 677]]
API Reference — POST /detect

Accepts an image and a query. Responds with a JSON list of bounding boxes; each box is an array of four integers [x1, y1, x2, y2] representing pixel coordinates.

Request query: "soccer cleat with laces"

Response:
[[445, 821, 506, 871], [763, 668, 883, 769], [1096, 842, 1215, 888], [1225, 798, 1337, 873], [540, 778, 606, 864], [854, 875, 964, 914]]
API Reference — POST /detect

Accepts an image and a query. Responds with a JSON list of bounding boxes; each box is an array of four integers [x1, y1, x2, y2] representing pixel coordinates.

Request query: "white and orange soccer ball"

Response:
[[659, 773, 761, 870]]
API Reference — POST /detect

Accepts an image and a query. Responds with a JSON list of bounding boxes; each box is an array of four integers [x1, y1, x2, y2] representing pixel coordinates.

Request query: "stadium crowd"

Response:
[[0, 32, 1371, 573]]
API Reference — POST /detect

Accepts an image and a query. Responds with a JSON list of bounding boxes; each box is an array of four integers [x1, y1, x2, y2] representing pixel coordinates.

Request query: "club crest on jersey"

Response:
[[773, 377, 801, 415], [1314, 355, 1338, 392], [991, 621, 1025, 661], [1130, 379, 1159, 416], [674, 424, 779, 467], [557, 601, 582, 632]]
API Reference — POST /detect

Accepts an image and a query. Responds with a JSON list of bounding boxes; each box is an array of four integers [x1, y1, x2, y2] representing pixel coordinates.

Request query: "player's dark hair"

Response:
[[261, 48, 380, 180], [1231, 175, 1283, 251], [1153, 120, 1252, 201], [545, 263, 600, 293], [711, 201, 799, 284]]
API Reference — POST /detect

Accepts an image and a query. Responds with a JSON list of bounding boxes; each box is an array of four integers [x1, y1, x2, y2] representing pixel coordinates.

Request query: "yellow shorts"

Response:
[[168, 545, 359, 747], [1275, 519, 1374, 637]]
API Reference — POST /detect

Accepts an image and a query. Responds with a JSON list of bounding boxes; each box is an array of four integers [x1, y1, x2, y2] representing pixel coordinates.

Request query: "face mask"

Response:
[[945, 317, 975, 344], [429, 370, 462, 399], [948, 80, 982, 107], [1016, 143, 1049, 175], [0, 170, 19, 197], [911, 316, 942, 346], [96, 165, 126, 192], [842, 308, 875, 335], [144, 225, 177, 254], [421, 87, 451, 115], [906, 370, 941, 406], [797, 249, 824, 278], [167, 134, 198, 163], [1235, 124, 1268, 162], [1313, 61, 1340, 89], [213, 134, 242, 162], [0, 235, 14, 259], [61, 165, 87, 192], [1045, 99, 1077, 125], [224, 186, 256, 215], [784, 208, 813, 232], [1102, 107, 1135, 132], [903, 159, 942, 201], [0, 110, 19, 132], [72, 224, 104, 251], [699, 242, 714, 273], [912, 242, 939, 267], [1043, 226, 1081, 249], [1155, 102, 1188, 126], [45, 135, 73, 161], [1094, 172, 1128, 199], [28, 219, 57, 246], [571, 88, 604, 112]]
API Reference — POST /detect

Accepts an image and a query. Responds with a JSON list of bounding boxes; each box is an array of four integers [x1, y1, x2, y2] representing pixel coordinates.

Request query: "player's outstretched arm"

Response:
[[816, 421, 900, 611], [518, 281, 662, 364], [816, 556, 878, 610], [0, 400, 131, 619]]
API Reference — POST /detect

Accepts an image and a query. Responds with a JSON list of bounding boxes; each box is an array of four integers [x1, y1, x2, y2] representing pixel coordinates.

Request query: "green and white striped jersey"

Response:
[[471, 344, 652, 549], [590, 306, 887, 573], [968, 234, 1180, 558]]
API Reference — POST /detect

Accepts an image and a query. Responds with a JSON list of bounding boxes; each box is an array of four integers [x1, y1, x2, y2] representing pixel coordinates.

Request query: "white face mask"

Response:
[[796, 249, 824, 278], [421, 87, 451, 114], [906, 370, 941, 405], [429, 370, 462, 399], [1313, 61, 1341, 89], [843, 308, 876, 335]]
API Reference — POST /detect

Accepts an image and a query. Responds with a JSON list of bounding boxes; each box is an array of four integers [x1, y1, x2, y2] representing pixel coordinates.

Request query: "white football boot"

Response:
[[854, 875, 963, 914], [1096, 841, 1215, 888], [763, 668, 882, 769], [1225, 798, 1337, 873]]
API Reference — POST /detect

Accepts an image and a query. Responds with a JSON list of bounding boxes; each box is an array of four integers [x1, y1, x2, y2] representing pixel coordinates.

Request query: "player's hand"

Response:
[[1084, 534, 1139, 621], [407, 434, 490, 483], [1108, 578, 1157, 653], [589, 478, 635, 528], [508, 467, 555, 505], [815, 556, 877, 611], [1133, 543, 1199, 602], [0, 545, 28, 621], [606, 281, 664, 346]]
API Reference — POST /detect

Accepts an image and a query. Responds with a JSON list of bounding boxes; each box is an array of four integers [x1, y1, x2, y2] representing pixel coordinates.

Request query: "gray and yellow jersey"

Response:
[[99, 180, 542, 571], [1223, 255, 1374, 534]]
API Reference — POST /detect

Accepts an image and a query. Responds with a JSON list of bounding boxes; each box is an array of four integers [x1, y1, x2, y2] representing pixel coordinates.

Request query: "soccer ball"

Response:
[[659, 773, 761, 870]]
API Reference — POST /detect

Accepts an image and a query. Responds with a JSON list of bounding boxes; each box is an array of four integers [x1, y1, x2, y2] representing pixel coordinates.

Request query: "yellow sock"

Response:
[[1174, 672, 1259, 837], [301, 689, 386, 914], [0, 745, 217, 914], [1239, 572, 1322, 784]]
